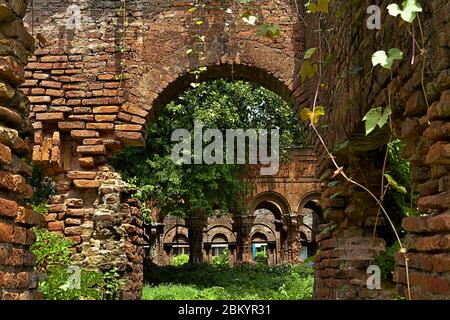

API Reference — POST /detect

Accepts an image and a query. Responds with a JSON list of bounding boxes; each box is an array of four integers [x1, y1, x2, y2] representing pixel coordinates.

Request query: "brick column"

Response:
[[394, 89, 450, 299], [0, 0, 45, 300], [233, 215, 254, 264], [314, 154, 394, 300]]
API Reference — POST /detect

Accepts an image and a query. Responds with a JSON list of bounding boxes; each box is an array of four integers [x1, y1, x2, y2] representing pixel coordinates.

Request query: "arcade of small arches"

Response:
[[145, 188, 323, 267], [0, 0, 449, 301]]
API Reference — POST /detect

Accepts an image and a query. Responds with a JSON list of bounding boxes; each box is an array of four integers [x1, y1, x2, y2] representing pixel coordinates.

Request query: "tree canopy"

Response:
[[110, 80, 303, 221]]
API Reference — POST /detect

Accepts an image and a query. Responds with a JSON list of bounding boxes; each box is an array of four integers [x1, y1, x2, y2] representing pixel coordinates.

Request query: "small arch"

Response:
[[297, 191, 322, 214], [162, 225, 189, 245], [249, 224, 276, 243], [250, 191, 291, 219], [204, 225, 237, 244]]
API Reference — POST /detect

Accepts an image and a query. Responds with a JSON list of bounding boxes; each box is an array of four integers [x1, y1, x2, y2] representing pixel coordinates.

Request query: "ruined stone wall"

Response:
[[7, 0, 448, 300], [0, 0, 45, 300], [18, 0, 304, 299], [300, 1, 450, 299]]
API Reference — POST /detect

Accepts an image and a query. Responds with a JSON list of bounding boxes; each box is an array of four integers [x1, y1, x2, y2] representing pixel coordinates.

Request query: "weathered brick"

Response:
[[35, 112, 64, 121], [0, 143, 11, 165], [73, 179, 101, 189]]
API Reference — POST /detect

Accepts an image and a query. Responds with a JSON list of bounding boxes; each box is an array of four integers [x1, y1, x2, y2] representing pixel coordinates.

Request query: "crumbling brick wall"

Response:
[[0, 0, 45, 300], [301, 0, 450, 299], [19, 0, 305, 300], [1, 0, 447, 300]]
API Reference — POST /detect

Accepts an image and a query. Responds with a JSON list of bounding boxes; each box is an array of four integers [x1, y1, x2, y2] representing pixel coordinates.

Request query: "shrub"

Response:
[[172, 254, 189, 266], [255, 251, 268, 264], [31, 228, 125, 300], [143, 263, 314, 300], [212, 249, 230, 267]]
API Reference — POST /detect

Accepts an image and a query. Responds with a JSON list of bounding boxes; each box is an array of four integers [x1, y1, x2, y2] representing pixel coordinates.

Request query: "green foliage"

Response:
[[143, 263, 313, 300], [385, 140, 418, 218], [212, 249, 230, 267], [387, 0, 422, 23], [38, 266, 103, 300], [374, 241, 401, 281], [110, 80, 303, 220], [31, 229, 73, 271], [362, 106, 392, 135], [31, 229, 125, 300], [172, 254, 190, 266], [256, 23, 281, 39], [255, 251, 268, 264], [372, 49, 403, 70], [101, 268, 126, 300], [31, 203, 48, 215], [141, 201, 153, 224], [28, 165, 56, 207], [384, 173, 407, 194], [31, 229, 103, 300]]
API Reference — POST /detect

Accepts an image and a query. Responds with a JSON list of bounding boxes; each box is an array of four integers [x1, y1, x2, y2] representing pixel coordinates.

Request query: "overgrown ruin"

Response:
[[0, 0, 449, 300]]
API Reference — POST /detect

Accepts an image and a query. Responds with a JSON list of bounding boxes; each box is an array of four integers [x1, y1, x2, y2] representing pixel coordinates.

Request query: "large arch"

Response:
[[1, 0, 447, 301]]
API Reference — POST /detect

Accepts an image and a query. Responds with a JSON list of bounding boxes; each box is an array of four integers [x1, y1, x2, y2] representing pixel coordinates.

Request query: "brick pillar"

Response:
[[314, 153, 394, 300], [394, 89, 450, 299], [287, 216, 301, 263], [70, 174, 144, 300], [0, 0, 45, 300], [233, 215, 254, 264], [185, 215, 207, 264]]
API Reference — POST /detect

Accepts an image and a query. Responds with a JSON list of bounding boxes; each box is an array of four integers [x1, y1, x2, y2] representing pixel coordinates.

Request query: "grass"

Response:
[[143, 263, 314, 300]]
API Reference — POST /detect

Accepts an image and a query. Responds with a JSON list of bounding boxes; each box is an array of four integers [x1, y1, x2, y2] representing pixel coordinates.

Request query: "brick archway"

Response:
[[1, 0, 449, 301]]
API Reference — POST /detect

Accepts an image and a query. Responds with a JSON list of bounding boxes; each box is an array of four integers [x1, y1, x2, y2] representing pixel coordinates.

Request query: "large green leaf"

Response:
[[387, 0, 422, 23], [372, 48, 403, 69], [362, 107, 391, 135], [384, 173, 407, 194]]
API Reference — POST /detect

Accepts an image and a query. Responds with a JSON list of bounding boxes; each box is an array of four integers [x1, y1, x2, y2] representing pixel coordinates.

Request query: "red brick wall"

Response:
[[3, 0, 447, 300], [0, 0, 44, 300], [301, 1, 450, 299]]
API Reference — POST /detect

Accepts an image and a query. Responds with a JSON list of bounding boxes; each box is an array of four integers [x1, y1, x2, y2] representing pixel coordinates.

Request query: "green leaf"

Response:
[[303, 47, 317, 60], [362, 107, 391, 135], [241, 12, 258, 25], [306, 0, 330, 13], [256, 23, 281, 39], [387, 0, 422, 23], [384, 173, 407, 194], [372, 49, 403, 69], [330, 192, 342, 200]]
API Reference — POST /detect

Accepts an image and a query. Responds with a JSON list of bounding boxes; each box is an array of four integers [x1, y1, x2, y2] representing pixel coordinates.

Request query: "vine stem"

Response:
[[307, 14, 412, 300]]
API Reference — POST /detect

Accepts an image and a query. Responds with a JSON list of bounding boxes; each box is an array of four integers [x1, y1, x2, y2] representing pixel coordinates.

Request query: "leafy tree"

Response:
[[110, 80, 303, 263]]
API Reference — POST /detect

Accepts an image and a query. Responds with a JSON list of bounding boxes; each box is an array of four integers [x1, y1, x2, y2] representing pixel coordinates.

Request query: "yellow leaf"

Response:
[[300, 106, 325, 124], [307, 0, 330, 14], [300, 60, 318, 83]]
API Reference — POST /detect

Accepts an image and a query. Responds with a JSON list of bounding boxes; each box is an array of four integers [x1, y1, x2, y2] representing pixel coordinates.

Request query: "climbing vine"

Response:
[[297, 0, 430, 300], [185, 0, 282, 87], [117, 0, 128, 88]]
